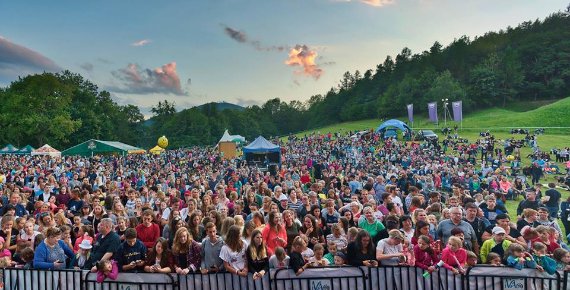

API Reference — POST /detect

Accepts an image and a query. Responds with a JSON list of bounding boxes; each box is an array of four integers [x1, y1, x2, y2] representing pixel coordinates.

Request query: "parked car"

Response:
[[416, 130, 438, 141]]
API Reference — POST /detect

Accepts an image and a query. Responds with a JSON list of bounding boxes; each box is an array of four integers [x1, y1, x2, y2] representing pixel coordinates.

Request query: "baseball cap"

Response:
[[492, 226, 506, 235]]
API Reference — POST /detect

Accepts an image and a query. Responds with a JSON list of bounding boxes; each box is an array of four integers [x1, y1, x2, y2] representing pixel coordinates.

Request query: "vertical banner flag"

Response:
[[452, 101, 463, 122], [428, 102, 438, 123], [406, 104, 413, 123]]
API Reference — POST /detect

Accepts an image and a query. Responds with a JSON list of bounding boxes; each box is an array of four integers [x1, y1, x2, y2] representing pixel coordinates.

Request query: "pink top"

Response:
[[97, 260, 119, 283], [440, 247, 467, 271], [0, 249, 11, 258]]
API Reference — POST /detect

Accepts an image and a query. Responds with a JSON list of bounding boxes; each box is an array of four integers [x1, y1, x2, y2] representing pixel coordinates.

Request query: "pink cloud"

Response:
[[109, 62, 185, 95], [360, 0, 394, 7], [284, 45, 323, 80]]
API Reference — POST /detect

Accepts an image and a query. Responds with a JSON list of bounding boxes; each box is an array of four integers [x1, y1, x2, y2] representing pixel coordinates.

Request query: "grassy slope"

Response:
[[291, 97, 570, 137], [290, 97, 570, 232]]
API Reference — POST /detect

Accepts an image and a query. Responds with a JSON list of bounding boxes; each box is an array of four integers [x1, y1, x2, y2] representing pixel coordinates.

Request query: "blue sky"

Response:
[[0, 0, 567, 114]]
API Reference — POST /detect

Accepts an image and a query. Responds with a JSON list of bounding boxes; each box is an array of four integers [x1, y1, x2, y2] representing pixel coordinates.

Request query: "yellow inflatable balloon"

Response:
[[158, 136, 169, 149], [506, 155, 514, 161]]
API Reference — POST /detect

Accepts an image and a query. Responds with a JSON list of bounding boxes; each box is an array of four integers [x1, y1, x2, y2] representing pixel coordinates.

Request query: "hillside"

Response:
[[290, 97, 570, 137], [195, 102, 244, 112]]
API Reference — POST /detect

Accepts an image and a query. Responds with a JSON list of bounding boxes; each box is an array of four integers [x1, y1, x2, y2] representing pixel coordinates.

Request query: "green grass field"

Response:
[[288, 97, 570, 233]]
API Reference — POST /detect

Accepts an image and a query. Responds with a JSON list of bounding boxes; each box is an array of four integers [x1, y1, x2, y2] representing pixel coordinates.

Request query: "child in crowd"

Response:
[[268, 247, 290, 269], [553, 248, 570, 271], [486, 252, 502, 266], [474, 194, 484, 207], [17, 247, 34, 269], [334, 252, 346, 266], [480, 226, 511, 263], [299, 237, 314, 262], [290, 237, 307, 275], [323, 242, 337, 265], [0, 237, 11, 259], [307, 243, 329, 267], [532, 242, 557, 275], [72, 240, 92, 270], [466, 251, 478, 267], [18, 221, 41, 250], [441, 236, 467, 275], [347, 227, 359, 244], [116, 216, 128, 241], [505, 243, 536, 270], [414, 235, 438, 274], [96, 260, 119, 283]]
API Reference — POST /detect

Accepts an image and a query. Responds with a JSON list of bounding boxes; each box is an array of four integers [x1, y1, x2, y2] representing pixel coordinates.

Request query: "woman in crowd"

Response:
[[172, 228, 202, 274], [220, 225, 248, 277], [144, 237, 173, 273], [358, 206, 385, 243], [346, 230, 378, 267], [283, 210, 299, 252], [247, 229, 269, 280], [262, 211, 287, 256], [188, 212, 205, 243], [300, 214, 325, 249], [33, 227, 74, 269]]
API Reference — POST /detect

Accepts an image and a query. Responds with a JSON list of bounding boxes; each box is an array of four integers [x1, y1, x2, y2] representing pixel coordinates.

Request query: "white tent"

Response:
[[31, 144, 62, 158], [218, 130, 245, 144]]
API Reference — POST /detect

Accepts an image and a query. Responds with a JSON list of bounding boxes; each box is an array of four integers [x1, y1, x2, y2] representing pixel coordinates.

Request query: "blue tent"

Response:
[[243, 136, 280, 153], [243, 136, 281, 168], [375, 119, 411, 133]]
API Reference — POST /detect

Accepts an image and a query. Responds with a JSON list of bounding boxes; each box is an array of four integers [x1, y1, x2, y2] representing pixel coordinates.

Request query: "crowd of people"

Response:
[[0, 130, 569, 283]]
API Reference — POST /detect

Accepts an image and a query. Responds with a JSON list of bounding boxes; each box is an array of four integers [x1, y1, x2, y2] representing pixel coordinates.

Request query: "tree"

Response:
[[151, 100, 176, 117], [1, 73, 81, 147]]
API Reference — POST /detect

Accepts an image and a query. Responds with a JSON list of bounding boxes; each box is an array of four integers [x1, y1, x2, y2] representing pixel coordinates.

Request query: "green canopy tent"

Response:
[[0, 144, 19, 155], [62, 139, 145, 157], [14, 145, 35, 155]]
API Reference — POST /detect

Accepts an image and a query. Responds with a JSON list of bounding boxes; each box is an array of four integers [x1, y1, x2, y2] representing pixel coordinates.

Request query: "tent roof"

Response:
[[0, 144, 19, 154], [243, 136, 280, 153], [218, 130, 245, 143], [62, 139, 144, 156], [14, 145, 35, 155], [375, 119, 411, 133], [32, 144, 61, 157], [149, 145, 165, 154]]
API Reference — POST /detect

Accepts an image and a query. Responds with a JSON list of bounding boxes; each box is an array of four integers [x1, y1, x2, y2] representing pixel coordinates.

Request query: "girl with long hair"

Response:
[[247, 229, 269, 280], [144, 237, 173, 273], [220, 225, 248, 277]]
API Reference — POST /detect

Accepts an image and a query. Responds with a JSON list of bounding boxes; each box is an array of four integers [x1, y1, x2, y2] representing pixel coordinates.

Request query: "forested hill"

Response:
[[0, 13, 569, 149]]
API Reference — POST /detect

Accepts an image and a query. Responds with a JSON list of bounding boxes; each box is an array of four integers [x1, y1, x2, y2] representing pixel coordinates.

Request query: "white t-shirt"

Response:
[[376, 238, 402, 266], [219, 244, 247, 270]]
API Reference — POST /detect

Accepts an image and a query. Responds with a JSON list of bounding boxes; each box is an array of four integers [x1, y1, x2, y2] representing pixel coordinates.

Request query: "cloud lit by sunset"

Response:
[[285, 45, 323, 80]]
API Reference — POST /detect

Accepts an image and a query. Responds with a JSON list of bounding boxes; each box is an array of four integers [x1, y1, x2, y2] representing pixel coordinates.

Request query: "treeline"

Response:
[[0, 13, 569, 149]]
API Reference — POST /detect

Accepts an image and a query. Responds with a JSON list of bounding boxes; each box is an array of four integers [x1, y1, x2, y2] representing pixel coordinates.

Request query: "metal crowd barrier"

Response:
[[272, 266, 367, 290], [368, 265, 464, 290], [1, 266, 569, 290], [465, 266, 561, 290]]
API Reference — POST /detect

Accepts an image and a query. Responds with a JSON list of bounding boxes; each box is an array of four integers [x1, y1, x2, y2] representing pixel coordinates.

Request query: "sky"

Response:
[[0, 0, 568, 116]]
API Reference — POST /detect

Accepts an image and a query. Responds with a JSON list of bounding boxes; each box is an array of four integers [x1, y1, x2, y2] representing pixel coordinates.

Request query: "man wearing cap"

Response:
[[479, 226, 511, 263], [277, 194, 289, 212], [437, 207, 479, 255]]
